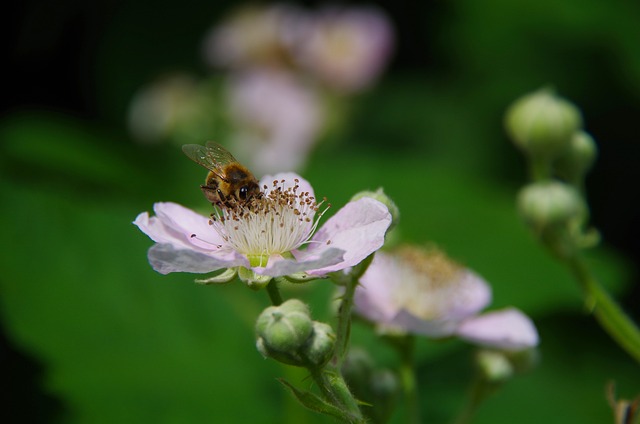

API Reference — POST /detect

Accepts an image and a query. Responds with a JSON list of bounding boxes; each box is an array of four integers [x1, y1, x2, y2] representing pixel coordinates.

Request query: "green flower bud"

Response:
[[341, 348, 375, 388], [351, 187, 399, 231], [368, 368, 400, 424], [517, 181, 585, 231], [255, 299, 313, 354], [554, 131, 598, 185], [300, 321, 336, 366], [476, 350, 514, 382], [505, 87, 582, 161]]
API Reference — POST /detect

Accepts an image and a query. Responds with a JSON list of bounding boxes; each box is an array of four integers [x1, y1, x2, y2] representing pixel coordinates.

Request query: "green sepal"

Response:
[[195, 268, 237, 285], [277, 379, 362, 423], [283, 272, 323, 284], [238, 267, 272, 289]]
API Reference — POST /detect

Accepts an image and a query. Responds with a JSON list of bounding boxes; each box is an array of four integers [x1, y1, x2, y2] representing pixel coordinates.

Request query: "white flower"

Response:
[[225, 69, 323, 175], [134, 173, 391, 286], [202, 4, 309, 69], [294, 6, 394, 93], [354, 247, 539, 351]]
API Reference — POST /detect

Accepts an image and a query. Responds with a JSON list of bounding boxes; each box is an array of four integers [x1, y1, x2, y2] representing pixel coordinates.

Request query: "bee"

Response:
[[182, 141, 261, 208]]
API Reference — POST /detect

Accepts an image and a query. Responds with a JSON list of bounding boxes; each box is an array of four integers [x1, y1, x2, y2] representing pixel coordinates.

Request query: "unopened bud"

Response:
[[255, 299, 313, 355], [517, 181, 585, 231], [351, 188, 399, 231], [300, 321, 335, 366], [476, 350, 514, 382], [505, 88, 582, 161], [554, 131, 598, 185]]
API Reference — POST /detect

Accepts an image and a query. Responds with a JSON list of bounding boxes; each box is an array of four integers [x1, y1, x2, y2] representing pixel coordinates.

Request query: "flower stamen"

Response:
[[209, 180, 331, 261]]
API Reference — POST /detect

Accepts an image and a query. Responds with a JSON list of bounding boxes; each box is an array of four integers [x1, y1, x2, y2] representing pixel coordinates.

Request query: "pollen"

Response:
[[209, 180, 330, 259], [389, 246, 468, 320]]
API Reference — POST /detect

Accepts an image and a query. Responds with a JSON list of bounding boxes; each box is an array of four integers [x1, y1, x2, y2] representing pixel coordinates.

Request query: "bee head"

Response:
[[237, 181, 261, 201]]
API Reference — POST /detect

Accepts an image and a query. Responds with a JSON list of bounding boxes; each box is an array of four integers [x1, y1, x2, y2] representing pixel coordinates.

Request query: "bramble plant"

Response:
[[135, 164, 540, 423], [505, 87, 640, 366]]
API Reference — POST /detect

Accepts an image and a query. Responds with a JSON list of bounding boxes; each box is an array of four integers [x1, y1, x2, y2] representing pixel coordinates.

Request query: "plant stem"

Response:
[[397, 336, 421, 424], [451, 376, 496, 424], [310, 369, 365, 423], [334, 275, 357, 368], [566, 254, 640, 363], [332, 254, 375, 368], [266, 279, 283, 306]]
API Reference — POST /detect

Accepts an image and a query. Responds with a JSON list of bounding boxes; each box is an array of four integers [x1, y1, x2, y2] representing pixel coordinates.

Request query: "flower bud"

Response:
[[351, 187, 399, 231], [517, 181, 585, 231], [505, 87, 582, 161], [476, 349, 514, 382], [255, 299, 313, 355], [300, 321, 335, 366], [554, 131, 598, 185]]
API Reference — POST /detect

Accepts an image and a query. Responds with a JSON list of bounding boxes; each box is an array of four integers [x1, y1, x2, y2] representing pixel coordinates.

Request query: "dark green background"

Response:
[[3, 0, 640, 423]]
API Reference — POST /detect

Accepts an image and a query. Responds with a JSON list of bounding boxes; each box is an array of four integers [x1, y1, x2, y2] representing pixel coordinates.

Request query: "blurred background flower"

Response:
[[354, 247, 539, 351], [224, 68, 323, 175], [3, 0, 640, 423]]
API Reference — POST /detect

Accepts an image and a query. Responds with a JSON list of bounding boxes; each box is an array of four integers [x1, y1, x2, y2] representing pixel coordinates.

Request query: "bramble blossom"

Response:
[[134, 173, 391, 287], [225, 69, 323, 175], [354, 247, 539, 351], [293, 6, 394, 93]]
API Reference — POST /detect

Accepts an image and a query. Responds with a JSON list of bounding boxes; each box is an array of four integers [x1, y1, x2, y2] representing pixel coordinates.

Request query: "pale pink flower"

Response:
[[294, 6, 394, 93], [134, 173, 391, 285], [202, 4, 309, 69], [354, 248, 538, 350], [225, 69, 323, 175]]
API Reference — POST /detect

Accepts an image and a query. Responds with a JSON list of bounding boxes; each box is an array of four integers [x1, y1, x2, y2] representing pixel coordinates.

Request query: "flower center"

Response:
[[210, 179, 329, 261], [391, 247, 466, 320]]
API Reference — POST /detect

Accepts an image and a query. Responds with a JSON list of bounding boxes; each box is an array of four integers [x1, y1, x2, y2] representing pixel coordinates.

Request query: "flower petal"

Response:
[[354, 253, 403, 322], [391, 309, 461, 337], [305, 197, 391, 274], [134, 202, 225, 251], [440, 271, 492, 321], [457, 308, 539, 351], [259, 172, 314, 199], [257, 247, 345, 276], [148, 243, 247, 275]]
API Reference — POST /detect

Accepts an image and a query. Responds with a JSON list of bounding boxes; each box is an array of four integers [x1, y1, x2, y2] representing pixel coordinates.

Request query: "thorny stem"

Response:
[[566, 254, 640, 363], [333, 254, 375, 368], [309, 368, 365, 423]]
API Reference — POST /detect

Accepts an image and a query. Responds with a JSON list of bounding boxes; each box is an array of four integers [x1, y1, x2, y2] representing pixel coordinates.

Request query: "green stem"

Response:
[[397, 336, 421, 424], [332, 254, 375, 368], [528, 156, 552, 182], [451, 376, 497, 424], [310, 369, 365, 423], [334, 275, 357, 368], [266, 279, 283, 306], [566, 255, 640, 363]]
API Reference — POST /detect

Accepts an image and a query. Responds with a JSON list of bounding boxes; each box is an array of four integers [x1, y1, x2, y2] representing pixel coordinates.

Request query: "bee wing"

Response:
[[182, 142, 238, 181]]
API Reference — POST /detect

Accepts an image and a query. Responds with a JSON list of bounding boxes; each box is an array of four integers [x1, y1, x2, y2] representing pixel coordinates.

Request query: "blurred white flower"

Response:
[[354, 247, 539, 351], [294, 6, 394, 93], [202, 4, 309, 70], [225, 68, 323, 175]]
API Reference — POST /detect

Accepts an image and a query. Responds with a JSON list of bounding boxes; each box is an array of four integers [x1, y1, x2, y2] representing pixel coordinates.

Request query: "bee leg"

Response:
[[200, 185, 219, 205]]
